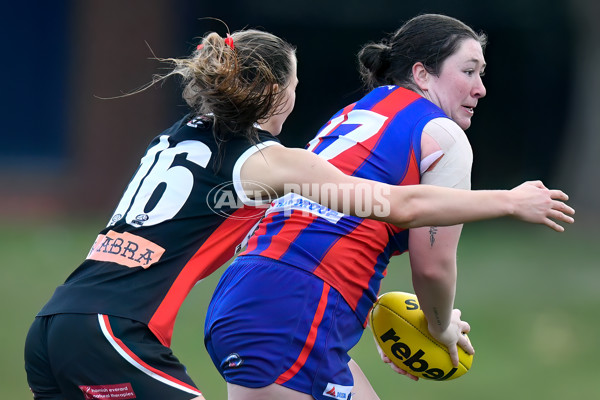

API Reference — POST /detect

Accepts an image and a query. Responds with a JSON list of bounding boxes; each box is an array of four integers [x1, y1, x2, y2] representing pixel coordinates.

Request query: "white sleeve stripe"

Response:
[[232, 140, 282, 206]]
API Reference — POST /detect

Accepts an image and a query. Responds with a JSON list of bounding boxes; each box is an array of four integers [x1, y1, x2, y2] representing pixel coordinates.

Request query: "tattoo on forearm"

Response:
[[429, 226, 438, 247], [432, 307, 442, 326]]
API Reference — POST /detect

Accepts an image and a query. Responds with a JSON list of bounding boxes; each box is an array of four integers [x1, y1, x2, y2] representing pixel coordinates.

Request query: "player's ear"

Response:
[[412, 62, 430, 91]]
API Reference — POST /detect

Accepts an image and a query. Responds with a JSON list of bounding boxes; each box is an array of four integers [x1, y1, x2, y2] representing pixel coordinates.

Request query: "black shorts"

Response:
[[24, 313, 202, 400]]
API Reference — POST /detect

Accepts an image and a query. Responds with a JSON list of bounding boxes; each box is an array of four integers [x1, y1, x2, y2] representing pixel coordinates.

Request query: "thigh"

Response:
[[205, 258, 330, 389], [205, 257, 365, 400], [348, 359, 381, 400], [37, 314, 203, 400], [227, 382, 314, 400]]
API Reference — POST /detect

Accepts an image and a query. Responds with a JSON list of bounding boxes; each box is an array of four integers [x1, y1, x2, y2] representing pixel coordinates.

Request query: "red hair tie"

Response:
[[224, 33, 235, 50], [196, 44, 204, 51]]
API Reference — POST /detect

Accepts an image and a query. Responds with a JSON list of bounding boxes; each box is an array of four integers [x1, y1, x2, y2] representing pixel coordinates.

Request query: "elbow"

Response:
[[389, 194, 423, 228], [393, 209, 418, 228]]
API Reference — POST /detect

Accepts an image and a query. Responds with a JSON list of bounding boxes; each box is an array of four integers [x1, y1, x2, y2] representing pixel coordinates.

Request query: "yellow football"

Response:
[[369, 291, 473, 381]]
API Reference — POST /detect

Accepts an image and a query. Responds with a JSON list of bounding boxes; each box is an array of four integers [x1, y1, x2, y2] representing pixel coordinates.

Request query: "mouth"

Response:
[[463, 106, 475, 114]]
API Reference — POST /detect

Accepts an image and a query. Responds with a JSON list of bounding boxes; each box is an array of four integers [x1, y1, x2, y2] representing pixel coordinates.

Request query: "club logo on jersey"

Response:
[[186, 116, 211, 128], [268, 192, 344, 223], [222, 353, 243, 369], [275, 183, 391, 220], [207, 180, 274, 220], [109, 214, 123, 225], [132, 214, 149, 226], [323, 383, 353, 399]]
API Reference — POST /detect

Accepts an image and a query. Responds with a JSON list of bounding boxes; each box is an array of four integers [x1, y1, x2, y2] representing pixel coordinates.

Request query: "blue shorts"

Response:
[[25, 313, 202, 400], [204, 255, 363, 400]]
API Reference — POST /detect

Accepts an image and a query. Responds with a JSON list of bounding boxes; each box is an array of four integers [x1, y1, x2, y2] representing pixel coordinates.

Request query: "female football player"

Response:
[[26, 25, 572, 400], [204, 15, 570, 400]]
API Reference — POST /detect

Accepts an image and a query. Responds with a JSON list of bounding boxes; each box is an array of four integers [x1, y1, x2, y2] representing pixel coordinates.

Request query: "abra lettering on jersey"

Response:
[[379, 328, 457, 380], [87, 230, 165, 269]]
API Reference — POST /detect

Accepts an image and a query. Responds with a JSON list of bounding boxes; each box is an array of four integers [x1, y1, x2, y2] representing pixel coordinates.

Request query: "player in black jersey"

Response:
[[24, 28, 573, 400]]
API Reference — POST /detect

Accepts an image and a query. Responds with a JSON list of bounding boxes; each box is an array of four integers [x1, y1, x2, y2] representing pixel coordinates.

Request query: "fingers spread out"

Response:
[[553, 201, 575, 218], [549, 189, 569, 201], [461, 320, 471, 334], [395, 367, 419, 381], [527, 180, 546, 189], [382, 351, 419, 380], [545, 219, 565, 233], [540, 199, 575, 232], [458, 333, 475, 356], [447, 345, 460, 368], [550, 208, 575, 224]]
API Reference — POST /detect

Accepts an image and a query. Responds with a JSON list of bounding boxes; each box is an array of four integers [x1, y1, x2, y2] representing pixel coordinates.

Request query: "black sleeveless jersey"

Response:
[[39, 115, 280, 346]]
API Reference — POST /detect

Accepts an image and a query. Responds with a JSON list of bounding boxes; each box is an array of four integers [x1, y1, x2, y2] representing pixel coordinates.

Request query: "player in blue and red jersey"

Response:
[[203, 15, 572, 400], [25, 24, 574, 400], [244, 86, 449, 326]]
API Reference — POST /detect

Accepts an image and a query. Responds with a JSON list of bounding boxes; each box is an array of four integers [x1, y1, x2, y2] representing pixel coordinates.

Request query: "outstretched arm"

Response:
[[240, 146, 574, 230]]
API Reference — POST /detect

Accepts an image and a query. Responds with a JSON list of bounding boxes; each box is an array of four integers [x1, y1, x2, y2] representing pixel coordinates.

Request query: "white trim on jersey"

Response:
[[97, 314, 202, 397], [232, 140, 282, 206]]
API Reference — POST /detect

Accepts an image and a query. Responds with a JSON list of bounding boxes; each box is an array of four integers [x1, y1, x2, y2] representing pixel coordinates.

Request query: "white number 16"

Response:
[[109, 135, 211, 227]]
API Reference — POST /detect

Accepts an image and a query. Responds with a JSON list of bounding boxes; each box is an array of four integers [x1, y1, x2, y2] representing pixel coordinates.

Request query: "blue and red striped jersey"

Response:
[[242, 86, 448, 324]]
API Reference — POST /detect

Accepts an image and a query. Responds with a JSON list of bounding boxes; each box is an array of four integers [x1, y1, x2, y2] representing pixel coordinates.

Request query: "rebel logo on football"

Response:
[[379, 328, 458, 380]]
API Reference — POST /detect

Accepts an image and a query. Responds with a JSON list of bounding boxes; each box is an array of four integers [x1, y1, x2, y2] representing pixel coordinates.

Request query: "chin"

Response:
[[459, 120, 472, 130]]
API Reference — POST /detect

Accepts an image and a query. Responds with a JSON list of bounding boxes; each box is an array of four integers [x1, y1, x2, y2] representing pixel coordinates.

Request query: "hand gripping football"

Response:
[[369, 291, 473, 381]]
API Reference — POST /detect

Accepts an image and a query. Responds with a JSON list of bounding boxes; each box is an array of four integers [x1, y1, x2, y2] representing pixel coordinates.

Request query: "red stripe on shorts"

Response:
[[99, 315, 202, 396], [275, 282, 331, 384]]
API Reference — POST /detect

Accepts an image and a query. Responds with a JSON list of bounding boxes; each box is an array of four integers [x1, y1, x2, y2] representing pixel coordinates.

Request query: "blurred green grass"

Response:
[[2, 218, 598, 399]]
